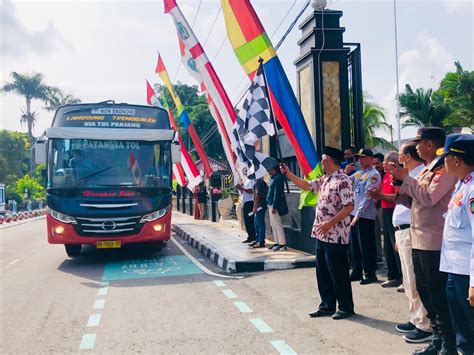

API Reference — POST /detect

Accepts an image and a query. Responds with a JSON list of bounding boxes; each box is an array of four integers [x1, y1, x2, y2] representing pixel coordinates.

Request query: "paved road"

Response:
[[1, 217, 421, 354]]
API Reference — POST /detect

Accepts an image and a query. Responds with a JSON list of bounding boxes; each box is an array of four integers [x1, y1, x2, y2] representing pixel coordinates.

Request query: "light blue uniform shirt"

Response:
[[350, 167, 381, 220], [440, 171, 474, 286]]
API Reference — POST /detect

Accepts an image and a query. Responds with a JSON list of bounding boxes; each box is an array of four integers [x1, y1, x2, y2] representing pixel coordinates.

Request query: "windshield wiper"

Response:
[[73, 166, 113, 189]]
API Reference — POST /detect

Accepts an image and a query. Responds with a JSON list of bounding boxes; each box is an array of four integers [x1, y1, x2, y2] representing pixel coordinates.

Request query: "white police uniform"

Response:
[[440, 171, 474, 284]]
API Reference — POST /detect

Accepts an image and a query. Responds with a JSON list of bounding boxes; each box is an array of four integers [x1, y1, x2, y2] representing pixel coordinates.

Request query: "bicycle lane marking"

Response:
[[78, 251, 209, 350]]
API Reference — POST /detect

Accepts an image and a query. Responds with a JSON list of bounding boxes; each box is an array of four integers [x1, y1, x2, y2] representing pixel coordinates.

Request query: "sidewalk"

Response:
[[171, 211, 315, 273]]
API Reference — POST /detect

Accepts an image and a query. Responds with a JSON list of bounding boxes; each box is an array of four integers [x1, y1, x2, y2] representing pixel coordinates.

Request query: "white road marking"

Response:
[[270, 340, 297, 354], [8, 259, 19, 265], [233, 301, 253, 313], [213, 280, 226, 287], [222, 289, 238, 299], [86, 314, 102, 327], [93, 299, 105, 310], [170, 236, 243, 279], [97, 287, 108, 296], [79, 333, 96, 350], [249, 318, 273, 333], [100, 282, 109, 286]]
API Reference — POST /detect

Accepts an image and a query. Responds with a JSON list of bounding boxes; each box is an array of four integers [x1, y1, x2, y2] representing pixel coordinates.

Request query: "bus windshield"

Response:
[[48, 139, 171, 189]]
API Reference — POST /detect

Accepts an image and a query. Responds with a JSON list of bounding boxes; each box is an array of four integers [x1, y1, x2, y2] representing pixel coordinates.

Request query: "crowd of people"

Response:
[[235, 128, 473, 355]]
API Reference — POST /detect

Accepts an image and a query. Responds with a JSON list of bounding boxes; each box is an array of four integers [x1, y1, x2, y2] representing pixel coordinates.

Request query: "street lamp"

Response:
[[393, 0, 401, 148]]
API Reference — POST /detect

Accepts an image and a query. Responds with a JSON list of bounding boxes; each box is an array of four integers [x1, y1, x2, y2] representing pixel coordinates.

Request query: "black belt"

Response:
[[395, 224, 410, 231]]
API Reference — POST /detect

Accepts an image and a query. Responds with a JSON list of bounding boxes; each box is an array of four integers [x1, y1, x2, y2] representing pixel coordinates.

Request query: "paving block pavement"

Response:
[[171, 211, 315, 273]]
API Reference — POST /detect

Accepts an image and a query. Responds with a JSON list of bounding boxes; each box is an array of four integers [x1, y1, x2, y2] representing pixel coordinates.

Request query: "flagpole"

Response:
[[258, 58, 290, 194]]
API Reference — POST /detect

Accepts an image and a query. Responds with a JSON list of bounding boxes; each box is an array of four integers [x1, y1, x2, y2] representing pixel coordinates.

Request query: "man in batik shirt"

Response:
[[282, 147, 355, 320]]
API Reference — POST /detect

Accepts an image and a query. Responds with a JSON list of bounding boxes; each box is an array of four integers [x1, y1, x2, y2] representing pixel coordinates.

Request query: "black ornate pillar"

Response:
[[295, 8, 363, 152]]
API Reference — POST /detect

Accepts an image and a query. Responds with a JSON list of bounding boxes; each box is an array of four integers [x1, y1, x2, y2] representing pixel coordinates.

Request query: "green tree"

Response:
[[437, 61, 474, 129], [399, 84, 450, 129], [1, 72, 56, 140], [15, 174, 44, 200], [0, 130, 29, 181], [363, 95, 395, 150], [44, 87, 81, 112]]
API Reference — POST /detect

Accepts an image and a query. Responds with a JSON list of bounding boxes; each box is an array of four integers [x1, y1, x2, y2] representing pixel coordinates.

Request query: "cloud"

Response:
[[0, 0, 69, 58], [440, 0, 473, 14], [379, 32, 455, 140]]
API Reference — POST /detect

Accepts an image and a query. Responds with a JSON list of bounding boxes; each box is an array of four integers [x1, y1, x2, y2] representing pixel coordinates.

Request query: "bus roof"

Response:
[[51, 102, 170, 130]]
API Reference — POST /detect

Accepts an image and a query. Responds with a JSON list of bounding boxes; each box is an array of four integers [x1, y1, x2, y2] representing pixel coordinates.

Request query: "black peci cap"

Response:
[[354, 148, 374, 158], [323, 146, 344, 162], [413, 127, 446, 142]]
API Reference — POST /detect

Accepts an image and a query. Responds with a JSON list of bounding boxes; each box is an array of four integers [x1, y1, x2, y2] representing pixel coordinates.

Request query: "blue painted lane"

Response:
[[102, 255, 203, 282]]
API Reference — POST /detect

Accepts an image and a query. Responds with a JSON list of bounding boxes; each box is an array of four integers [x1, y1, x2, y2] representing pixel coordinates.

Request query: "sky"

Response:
[[1, 0, 473, 144]]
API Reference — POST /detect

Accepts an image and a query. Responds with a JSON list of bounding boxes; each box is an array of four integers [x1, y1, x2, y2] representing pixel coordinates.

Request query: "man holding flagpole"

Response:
[[281, 147, 355, 320]]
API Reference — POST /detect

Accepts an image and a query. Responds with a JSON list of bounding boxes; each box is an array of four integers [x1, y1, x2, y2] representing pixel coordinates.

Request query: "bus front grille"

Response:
[[74, 215, 142, 237]]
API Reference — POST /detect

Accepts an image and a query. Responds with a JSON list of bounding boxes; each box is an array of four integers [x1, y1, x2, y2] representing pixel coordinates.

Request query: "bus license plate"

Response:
[[96, 241, 122, 249]]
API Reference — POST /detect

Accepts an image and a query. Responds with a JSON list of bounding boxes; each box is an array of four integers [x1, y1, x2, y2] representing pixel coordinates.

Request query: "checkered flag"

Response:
[[233, 64, 277, 180]]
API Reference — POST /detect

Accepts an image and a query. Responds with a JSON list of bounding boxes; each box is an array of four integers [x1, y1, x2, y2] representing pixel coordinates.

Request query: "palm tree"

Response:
[[44, 87, 81, 112], [1, 72, 56, 140], [438, 61, 474, 129], [399, 84, 449, 128], [363, 95, 395, 150]]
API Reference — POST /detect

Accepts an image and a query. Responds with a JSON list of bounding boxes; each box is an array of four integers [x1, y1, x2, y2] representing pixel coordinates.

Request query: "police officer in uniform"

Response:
[[349, 148, 381, 285], [389, 127, 458, 355], [438, 134, 474, 355]]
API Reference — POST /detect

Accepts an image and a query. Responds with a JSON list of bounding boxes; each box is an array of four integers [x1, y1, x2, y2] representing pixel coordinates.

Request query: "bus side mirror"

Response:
[[171, 143, 181, 164], [34, 141, 47, 165]]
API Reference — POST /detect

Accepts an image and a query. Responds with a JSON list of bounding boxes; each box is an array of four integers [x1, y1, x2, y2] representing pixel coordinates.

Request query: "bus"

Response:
[[35, 101, 180, 256]]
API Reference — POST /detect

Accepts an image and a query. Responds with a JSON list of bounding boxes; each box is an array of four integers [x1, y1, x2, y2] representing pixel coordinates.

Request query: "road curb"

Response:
[[0, 216, 46, 230], [172, 224, 315, 273]]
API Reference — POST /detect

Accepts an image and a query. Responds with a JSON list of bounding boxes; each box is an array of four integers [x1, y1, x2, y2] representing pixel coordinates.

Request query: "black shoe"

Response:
[[396, 321, 416, 333], [308, 309, 334, 318], [274, 244, 287, 251], [248, 241, 257, 247], [350, 272, 362, 282], [242, 238, 253, 243], [403, 328, 434, 343], [438, 342, 457, 355], [381, 278, 402, 288], [412, 337, 442, 355], [331, 310, 355, 320], [360, 275, 378, 285], [252, 243, 266, 248], [268, 244, 279, 250]]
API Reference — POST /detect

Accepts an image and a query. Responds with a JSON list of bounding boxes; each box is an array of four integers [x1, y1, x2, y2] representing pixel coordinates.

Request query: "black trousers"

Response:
[[412, 249, 456, 344], [316, 239, 354, 313], [350, 217, 377, 277], [242, 201, 255, 241], [446, 273, 474, 354], [382, 208, 402, 280]]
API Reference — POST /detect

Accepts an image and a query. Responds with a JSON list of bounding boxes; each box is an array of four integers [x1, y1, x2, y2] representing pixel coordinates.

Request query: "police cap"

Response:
[[413, 127, 446, 143], [354, 148, 374, 158], [437, 134, 474, 159]]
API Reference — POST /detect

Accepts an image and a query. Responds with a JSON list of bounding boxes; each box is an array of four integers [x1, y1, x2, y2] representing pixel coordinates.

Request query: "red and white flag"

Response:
[[164, 0, 239, 178]]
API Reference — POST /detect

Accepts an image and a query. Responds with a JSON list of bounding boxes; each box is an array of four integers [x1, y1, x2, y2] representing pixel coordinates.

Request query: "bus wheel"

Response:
[[65, 244, 82, 257]]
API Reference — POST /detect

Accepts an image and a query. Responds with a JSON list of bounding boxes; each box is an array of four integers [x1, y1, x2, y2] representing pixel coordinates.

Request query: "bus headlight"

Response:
[[48, 208, 77, 224], [140, 208, 167, 223]]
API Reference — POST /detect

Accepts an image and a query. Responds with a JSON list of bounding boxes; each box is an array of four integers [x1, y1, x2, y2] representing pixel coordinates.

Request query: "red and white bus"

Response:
[[35, 102, 180, 256]]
